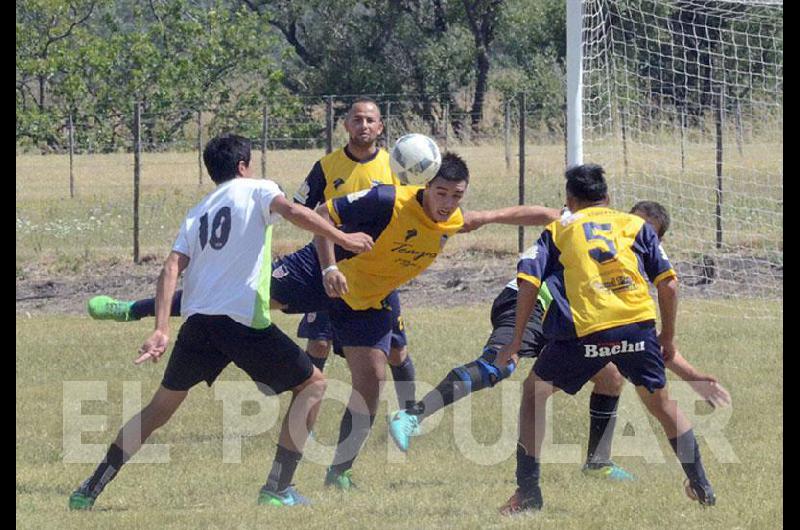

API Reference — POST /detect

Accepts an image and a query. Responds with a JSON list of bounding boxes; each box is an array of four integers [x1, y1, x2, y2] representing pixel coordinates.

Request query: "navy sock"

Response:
[[668, 429, 709, 485], [265, 445, 303, 492], [515, 443, 540, 494], [129, 290, 182, 319], [390, 355, 416, 410], [331, 409, 375, 474], [586, 393, 620, 465], [309, 355, 327, 371], [81, 444, 129, 498]]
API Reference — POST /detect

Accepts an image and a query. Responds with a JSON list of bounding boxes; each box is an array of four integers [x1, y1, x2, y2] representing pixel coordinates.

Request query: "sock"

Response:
[[390, 355, 416, 410], [516, 443, 541, 494], [408, 350, 515, 421], [80, 444, 129, 498], [309, 355, 327, 371], [129, 291, 182, 319], [586, 392, 620, 465], [330, 409, 375, 474], [668, 429, 709, 485], [265, 445, 303, 492]]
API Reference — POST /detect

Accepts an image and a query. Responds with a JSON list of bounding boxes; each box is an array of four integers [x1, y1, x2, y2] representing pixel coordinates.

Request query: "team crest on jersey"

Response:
[[521, 245, 539, 260], [405, 229, 418, 241], [333, 178, 345, 189], [272, 265, 289, 279], [440, 235, 449, 249], [306, 312, 317, 323], [347, 189, 371, 203]]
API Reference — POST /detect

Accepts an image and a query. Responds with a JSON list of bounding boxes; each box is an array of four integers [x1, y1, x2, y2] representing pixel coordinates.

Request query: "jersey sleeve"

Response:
[[516, 228, 555, 288], [256, 180, 285, 225], [634, 222, 677, 285], [327, 184, 395, 226], [172, 219, 191, 257], [293, 161, 326, 208]]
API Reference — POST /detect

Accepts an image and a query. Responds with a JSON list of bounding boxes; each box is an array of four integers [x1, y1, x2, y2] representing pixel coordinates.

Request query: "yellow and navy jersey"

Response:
[[293, 146, 400, 208], [517, 206, 677, 340], [327, 184, 464, 310]]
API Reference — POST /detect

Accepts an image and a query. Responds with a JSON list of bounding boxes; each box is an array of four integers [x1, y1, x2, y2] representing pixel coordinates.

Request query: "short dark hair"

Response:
[[565, 163, 607, 202], [630, 200, 670, 238], [430, 152, 469, 185], [347, 97, 381, 117], [202, 134, 251, 184]]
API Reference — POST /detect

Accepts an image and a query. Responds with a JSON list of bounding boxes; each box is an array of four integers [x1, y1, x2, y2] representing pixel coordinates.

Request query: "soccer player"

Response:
[[87, 98, 419, 410], [67, 134, 373, 510], [495, 164, 716, 515], [388, 201, 730, 482], [268, 152, 561, 489]]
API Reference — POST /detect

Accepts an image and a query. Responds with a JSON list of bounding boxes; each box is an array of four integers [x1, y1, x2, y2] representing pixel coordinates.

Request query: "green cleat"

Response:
[[324, 467, 356, 490], [68, 489, 96, 510], [87, 296, 136, 322], [388, 410, 421, 452], [581, 462, 635, 481], [257, 485, 311, 506]]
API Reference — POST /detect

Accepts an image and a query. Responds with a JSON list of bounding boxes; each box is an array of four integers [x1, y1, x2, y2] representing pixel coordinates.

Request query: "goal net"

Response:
[[579, 0, 782, 315]]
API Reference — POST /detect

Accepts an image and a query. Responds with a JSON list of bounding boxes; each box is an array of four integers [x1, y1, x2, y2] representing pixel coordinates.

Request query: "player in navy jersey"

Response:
[[496, 164, 716, 515]]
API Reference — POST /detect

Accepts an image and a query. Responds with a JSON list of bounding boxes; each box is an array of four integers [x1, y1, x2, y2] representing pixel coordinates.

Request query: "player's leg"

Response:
[[69, 315, 223, 510], [582, 364, 634, 480], [386, 292, 416, 410], [297, 312, 333, 371], [87, 291, 183, 321], [613, 324, 715, 506]]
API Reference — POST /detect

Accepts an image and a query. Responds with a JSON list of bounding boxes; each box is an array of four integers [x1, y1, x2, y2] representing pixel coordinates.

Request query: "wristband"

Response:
[[322, 265, 339, 276]]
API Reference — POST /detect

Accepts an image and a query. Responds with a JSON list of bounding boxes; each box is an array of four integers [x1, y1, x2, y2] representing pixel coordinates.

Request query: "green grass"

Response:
[[16, 303, 781, 528]]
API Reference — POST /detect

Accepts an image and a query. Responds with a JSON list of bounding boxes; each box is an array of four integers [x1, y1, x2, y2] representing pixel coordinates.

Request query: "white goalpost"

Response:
[[567, 0, 782, 314]]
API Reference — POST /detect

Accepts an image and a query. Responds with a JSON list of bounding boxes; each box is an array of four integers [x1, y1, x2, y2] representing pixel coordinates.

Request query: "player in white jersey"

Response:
[[68, 134, 373, 510]]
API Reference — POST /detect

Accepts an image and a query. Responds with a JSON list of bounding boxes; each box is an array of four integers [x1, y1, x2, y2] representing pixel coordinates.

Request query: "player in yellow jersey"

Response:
[[269, 153, 560, 489], [496, 164, 716, 515]]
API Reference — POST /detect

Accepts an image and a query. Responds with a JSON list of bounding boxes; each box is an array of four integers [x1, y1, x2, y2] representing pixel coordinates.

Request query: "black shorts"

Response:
[[161, 314, 313, 394], [484, 287, 545, 358]]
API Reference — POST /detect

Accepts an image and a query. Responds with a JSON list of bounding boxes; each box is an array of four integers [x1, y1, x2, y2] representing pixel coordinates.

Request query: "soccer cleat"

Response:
[[498, 487, 543, 516], [324, 467, 356, 490], [388, 410, 421, 452], [257, 485, 311, 507], [87, 296, 136, 322], [68, 489, 96, 510], [581, 462, 635, 481], [684, 478, 716, 506]]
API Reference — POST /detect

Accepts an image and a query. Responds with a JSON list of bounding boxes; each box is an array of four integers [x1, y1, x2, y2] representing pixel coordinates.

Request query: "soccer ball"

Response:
[[389, 133, 442, 184]]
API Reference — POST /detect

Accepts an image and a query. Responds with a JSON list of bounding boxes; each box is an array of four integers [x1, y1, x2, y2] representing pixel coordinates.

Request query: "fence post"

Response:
[[384, 100, 391, 147], [715, 85, 724, 250], [326, 96, 334, 154], [197, 110, 203, 186], [443, 102, 449, 150], [504, 100, 511, 172], [68, 113, 75, 198], [261, 104, 269, 178], [518, 92, 526, 254], [133, 102, 142, 264]]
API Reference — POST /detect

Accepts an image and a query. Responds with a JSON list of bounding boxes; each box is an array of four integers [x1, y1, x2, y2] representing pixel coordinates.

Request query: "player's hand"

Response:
[[136, 330, 169, 365], [688, 375, 732, 408], [494, 342, 520, 369], [658, 334, 678, 362], [459, 211, 487, 233], [323, 269, 349, 298], [339, 232, 374, 254]]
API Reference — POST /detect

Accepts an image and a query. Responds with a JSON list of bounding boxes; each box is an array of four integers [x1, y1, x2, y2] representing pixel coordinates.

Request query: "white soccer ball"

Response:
[[389, 133, 442, 185]]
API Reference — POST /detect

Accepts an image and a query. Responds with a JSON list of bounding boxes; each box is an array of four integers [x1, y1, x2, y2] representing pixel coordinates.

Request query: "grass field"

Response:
[[17, 301, 781, 529]]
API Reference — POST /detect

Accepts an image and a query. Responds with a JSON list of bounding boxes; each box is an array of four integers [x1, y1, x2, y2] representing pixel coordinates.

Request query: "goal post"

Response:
[[568, 0, 783, 313]]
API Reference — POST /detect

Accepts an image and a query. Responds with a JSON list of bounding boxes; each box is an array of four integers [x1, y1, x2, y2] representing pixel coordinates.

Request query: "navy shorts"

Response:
[[485, 287, 545, 358], [162, 314, 313, 394], [533, 321, 666, 395], [270, 244, 331, 314], [298, 290, 407, 350]]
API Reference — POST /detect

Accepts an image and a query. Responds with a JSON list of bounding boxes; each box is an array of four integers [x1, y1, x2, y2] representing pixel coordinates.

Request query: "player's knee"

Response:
[[591, 364, 625, 395], [387, 345, 408, 366], [306, 339, 331, 359]]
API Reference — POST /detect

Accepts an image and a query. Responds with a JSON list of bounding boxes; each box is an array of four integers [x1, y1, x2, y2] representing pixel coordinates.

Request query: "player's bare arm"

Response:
[[666, 351, 731, 408], [496, 279, 540, 369], [136, 251, 189, 365], [655, 276, 679, 362], [460, 206, 561, 233], [312, 202, 350, 298]]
